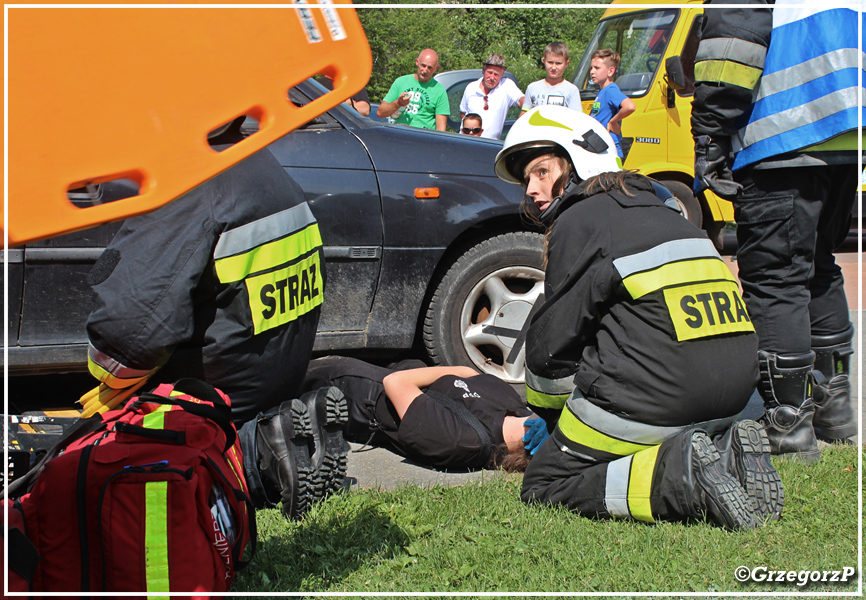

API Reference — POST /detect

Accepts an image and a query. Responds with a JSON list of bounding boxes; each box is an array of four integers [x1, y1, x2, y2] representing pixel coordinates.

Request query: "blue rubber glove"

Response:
[[522, 418, 550, 456]]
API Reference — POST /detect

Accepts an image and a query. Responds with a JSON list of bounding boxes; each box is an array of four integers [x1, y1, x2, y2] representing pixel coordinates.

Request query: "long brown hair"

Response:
[[488, 443, 532, 472]]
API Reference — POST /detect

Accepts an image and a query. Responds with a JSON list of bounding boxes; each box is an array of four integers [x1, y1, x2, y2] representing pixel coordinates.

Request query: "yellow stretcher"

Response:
[[6, 2, 371, 246]]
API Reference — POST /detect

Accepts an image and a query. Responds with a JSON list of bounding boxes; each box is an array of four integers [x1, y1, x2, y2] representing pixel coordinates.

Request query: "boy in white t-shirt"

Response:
[[522, 42, 581, 112]]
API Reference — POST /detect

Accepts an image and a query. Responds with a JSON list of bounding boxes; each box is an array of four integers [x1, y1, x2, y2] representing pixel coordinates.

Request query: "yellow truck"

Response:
[[571, 0, 732, 248]]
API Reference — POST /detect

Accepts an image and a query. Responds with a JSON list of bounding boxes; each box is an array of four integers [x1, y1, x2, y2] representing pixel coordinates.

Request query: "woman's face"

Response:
[[524, 154, 564, 213]]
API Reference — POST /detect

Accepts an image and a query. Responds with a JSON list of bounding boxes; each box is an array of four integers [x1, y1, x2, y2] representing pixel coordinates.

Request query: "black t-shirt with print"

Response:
[[382, 374, 532, 469]]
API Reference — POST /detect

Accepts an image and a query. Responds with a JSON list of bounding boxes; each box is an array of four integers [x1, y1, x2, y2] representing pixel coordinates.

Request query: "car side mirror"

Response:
[[665, 55, 687, 90], [664, 55, 687, 108]]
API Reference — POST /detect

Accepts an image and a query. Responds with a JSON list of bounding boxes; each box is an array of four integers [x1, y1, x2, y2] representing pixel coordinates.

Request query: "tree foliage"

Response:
[[355, 2, 608, 102]]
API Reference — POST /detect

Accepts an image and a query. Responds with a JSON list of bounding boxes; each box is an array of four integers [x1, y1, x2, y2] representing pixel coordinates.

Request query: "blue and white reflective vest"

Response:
[[732, 3, 866, 170]]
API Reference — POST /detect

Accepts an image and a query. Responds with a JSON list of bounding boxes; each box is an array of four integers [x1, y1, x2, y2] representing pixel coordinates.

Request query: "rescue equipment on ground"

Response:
[[5, 380, 256, 594]]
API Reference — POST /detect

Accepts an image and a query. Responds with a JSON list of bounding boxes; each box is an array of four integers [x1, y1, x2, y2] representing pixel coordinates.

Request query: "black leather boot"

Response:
[[811, 325, 856, 441], [300, 386, 350, 500], [756, 350, 821, 463], [688, 431, 755, 530], [713, 420, 783, 523], [253, 399, 317, 519]]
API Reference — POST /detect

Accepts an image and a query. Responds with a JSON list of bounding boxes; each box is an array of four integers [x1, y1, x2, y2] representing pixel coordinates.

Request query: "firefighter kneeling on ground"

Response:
[[81, 118, 348, 520], [496, 106, 783, 530]]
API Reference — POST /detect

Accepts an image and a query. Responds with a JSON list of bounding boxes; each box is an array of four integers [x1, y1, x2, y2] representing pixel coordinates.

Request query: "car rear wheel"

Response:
[[423, 232, 545, 383]]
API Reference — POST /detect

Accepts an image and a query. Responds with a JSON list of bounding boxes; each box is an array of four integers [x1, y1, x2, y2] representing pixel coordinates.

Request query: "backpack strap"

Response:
[[133, 379, 236, 452], [4, 505, 40, 586], [425, 391, 494, 468]]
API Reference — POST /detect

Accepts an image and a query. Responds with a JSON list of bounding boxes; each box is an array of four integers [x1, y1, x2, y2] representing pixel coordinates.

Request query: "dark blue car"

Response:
[[4, 79, 543, 384]]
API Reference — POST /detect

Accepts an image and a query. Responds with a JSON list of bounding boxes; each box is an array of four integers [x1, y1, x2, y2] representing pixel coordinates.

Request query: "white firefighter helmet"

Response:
[[494, 105, 621, 185]]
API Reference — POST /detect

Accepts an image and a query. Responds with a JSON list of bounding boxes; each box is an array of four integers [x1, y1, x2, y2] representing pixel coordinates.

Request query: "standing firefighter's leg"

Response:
[[756, 350, 821, 463], [811, 325, 856, 441]]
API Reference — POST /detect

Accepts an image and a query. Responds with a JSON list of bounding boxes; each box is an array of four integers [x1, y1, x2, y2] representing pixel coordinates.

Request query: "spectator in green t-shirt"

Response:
[[377, 49, 450, 131]]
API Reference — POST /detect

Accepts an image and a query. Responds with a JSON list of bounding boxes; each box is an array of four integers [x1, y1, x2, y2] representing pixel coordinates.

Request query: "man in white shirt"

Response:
[[459, 53, 524, 140]]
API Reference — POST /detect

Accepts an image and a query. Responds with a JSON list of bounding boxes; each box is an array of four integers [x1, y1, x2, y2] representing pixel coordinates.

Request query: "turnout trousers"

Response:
[[521, 427, 705, 523], [521, 395, 740, 523], [733, 164, 856, 353]]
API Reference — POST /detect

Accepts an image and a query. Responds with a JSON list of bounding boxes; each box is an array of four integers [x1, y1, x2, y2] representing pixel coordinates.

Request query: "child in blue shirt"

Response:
[[589, 49, 635, 159]]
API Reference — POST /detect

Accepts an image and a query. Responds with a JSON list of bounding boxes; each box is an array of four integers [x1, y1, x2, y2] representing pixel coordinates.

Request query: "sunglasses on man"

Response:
[[462, 127, 483, 134]]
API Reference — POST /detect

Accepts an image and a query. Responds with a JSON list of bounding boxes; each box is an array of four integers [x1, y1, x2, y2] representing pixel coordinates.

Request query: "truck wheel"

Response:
[[423, 232, 545, 383], [659, 179, 702, 227]]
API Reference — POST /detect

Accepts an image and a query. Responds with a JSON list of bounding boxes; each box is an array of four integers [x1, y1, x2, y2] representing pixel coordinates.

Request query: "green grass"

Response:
[[230, 444, 859, 596]]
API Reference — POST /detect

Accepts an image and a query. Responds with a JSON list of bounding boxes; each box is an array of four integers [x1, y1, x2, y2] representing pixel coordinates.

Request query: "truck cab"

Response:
[[571, 0, 732, 247]]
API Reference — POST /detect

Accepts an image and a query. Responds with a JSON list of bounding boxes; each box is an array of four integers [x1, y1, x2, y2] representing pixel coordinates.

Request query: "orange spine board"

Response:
[[6, 3, 371, 246]]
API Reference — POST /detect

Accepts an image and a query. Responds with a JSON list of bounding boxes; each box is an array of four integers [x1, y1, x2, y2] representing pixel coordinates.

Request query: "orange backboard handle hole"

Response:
[[67, 176, 142, 209], [207, 108, 266, 152]]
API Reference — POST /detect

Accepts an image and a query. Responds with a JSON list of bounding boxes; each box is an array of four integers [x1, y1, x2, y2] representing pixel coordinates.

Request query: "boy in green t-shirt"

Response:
[[377, 49, 450, 131]]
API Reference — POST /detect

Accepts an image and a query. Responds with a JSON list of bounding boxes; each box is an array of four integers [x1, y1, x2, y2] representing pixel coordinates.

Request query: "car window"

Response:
[[241, 85, 340, 136], [572, 8, 679, 99], [445, 77, 475, 125]]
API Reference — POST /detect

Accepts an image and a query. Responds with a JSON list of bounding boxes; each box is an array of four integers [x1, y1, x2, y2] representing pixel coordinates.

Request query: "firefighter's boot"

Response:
[[714, 420, 783, 523], [687, 431, 755, 530], [811, 325, 856, 442], [240, 399, 316, 519], [301, 386, 350, 500], [756, 350, 821, 463]]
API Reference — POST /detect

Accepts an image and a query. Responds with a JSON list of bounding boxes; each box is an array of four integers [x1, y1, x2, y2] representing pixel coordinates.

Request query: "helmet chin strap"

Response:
[[538, 172, 581, 226]]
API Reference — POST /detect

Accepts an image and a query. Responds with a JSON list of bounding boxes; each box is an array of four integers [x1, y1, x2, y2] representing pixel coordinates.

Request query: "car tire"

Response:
[[659, 179, 702, 228], [423, 232, 545, 383]]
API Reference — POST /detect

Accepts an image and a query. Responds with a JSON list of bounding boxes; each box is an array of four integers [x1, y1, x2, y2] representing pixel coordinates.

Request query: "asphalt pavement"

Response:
[[343, 251, 863, 492]]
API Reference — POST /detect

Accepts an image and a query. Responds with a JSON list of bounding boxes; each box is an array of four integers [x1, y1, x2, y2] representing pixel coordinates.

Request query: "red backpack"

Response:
[[6, 379, 256, 594]]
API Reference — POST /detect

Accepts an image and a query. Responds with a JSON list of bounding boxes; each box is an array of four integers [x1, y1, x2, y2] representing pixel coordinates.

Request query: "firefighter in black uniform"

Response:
[[494, 106, 782, 529], [690, 0, 860, 462], [301, 355, 535, 471], [83, 118, 345, 517]]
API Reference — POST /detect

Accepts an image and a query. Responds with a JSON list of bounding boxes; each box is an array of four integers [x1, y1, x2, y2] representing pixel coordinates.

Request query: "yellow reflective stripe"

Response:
[[526, 386, 568, 410], [87, 356, 150, 389], [215, 223, 323, 284], [802, 129, 863, 152], [621, 258, 736, 299], [664, 281, 755, 341], [228, 446, 246, 490], [246, 252, 323, 335], [627, 444, 661, 523], [558, 408, 653, 457], [144, 481, 170, 595], [695, 59, 763, 90], [142, 406, 171, 430]]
